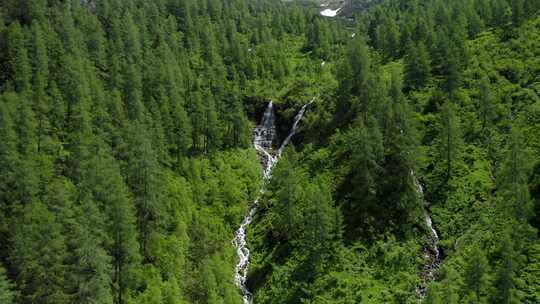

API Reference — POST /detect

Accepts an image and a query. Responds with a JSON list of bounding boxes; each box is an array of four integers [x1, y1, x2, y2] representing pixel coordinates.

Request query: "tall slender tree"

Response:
[[498, 128, 533, 222], [464, 245, 489, 303]]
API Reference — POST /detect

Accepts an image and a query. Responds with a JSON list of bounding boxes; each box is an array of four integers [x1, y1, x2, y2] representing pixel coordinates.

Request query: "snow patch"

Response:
[[320, 7, 341, 17]]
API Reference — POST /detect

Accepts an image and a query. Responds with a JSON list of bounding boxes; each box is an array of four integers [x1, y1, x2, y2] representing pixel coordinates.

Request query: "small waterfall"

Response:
[[277, 98, 315, 157], [233, 99, 315, 304], [413, 172, 442, 296]]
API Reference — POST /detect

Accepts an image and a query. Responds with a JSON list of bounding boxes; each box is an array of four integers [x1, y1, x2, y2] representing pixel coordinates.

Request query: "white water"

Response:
[[412, 171, 442, 296], [233, 99, 314, 304]]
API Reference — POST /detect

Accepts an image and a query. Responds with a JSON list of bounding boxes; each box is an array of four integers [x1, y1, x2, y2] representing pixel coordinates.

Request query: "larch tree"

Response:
[[464, 245, 489, 303], [11, 201, 69, 304], [491, 236, 519, 304], [404, 41, 431, 90], [436, 101, 463, 184], [497, 128, 533, 222], [478, 75, 496, 132]]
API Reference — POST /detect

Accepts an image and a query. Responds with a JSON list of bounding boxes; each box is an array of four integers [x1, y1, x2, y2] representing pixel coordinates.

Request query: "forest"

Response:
[[0, 0, 539, 303]]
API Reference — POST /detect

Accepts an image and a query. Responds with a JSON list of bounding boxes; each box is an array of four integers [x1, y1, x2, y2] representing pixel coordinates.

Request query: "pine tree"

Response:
[[6, 21, 31, 93], [478, 75, 496, 131], [0, 96, 19, 225], [439, 266, 460, 304], [198, 259, 221, 304], [87, 146, 141, 304], [72, 198, 114, 304], [2, 93, 39, 205], [491, 236, 518, 304], [436, 101, 463, 183], [381, 69, 420, 230], [126, 122, 164, 260], [302, 178, 341, 276], [270, 149, 303, 240], [333, 115, 383, 237], [498, 128, 533, 222], [336, 37, 372, 124], [12, 201, 69, 304], [29, 21, 51, 155], [442, 52, 462, 95], [404, 41, 431, 90], [379, 17, 400, 61], [464, 245, 489, 303], [123, 62, 145, 121], [171, 101, 192, 167], [188, 91, 205, 153], [203, 96, 222, 153], [306, 18, 330, 59]]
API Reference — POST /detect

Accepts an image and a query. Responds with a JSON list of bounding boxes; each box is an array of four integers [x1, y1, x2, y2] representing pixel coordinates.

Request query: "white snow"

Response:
[[320, 7, 341, 17]]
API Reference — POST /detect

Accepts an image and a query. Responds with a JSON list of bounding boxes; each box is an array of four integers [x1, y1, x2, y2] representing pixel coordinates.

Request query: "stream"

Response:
[[413, 172, 443, 297], [232, 99, 315, 304], [232, 101, 439, 302]]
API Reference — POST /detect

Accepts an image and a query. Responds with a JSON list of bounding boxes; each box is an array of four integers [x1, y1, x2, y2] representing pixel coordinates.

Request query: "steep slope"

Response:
[[244, 6, 540, 304]]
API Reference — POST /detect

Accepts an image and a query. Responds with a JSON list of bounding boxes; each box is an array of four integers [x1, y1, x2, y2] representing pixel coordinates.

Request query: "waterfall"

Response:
[[232, 99, 315, 304], [413, 172, 442, 297]]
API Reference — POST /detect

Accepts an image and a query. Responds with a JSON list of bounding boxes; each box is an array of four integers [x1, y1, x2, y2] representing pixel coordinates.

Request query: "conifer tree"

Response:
[[439, 266, 460, 304], [0, 96, 19, 219], [87, 147, 141, 304], [6, 22, 31, 93], [188, 91, 205, 153], [29, 21, 51, 154], [404, 41, 431, 90], [478, 75, 496, 131], [379, 17, 400, 61], [203, 96, 222, 153], [12, 201, 69, 304], [436, 101, 463, 183], [491, 236, 518, 304], [336, 37, 372, 124], [2, 93, 39, 205], [498, 128, 533, 222], [126, 122, 164, 260], [381, 70, 420, 229], [72, 198, 114, 304], [302, 178, 341, 274], [334, 115, 383, 237], [464, 245, 489, 303], [270, 149, 303, 240], [171, 101, 192, 166]]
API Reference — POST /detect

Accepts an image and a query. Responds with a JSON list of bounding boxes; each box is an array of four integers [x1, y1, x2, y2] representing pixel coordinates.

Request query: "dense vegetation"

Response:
[[0, 0, 323, 303], [248, 0, 540, 303], [0, 0, 539, 304]]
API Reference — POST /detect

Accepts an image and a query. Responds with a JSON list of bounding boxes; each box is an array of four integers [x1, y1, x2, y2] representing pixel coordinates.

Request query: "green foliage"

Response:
[[404, 41, 431, 90], [0, 0, 539, 303], [464, 245, 489, 302], [0, 267, 15, 304]]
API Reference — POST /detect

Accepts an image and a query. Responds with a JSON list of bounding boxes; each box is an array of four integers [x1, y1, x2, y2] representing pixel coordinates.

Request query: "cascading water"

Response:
[[413, 172, 442, 296], [232, 99, 315, 304]]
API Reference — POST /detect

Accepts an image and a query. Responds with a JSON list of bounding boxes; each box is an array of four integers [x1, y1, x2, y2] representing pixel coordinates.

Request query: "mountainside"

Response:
[[0, 0, 539, 304]]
